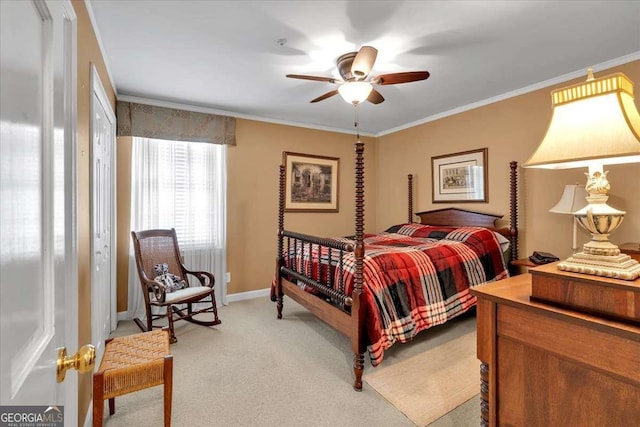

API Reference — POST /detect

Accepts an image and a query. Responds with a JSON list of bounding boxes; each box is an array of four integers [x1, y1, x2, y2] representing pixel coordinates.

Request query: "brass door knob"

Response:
[[56, 344, 96, 383]]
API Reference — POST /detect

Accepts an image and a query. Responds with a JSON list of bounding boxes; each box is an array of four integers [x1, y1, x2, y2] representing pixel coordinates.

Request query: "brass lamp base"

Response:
[[558, 251, 640, 281]]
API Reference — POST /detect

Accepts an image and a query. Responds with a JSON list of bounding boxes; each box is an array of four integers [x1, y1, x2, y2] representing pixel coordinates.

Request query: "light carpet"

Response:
[[364, 328, 479, 426], [99, 297, 478, 426]]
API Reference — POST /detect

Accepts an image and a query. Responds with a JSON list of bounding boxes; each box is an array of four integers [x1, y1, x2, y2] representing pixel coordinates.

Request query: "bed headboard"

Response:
[[414, 208, 515, 242], [414, 207, 515, 244], [415, 208, 503, 229]]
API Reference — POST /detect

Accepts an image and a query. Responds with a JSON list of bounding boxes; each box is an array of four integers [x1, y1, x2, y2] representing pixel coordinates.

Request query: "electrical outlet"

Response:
[[225, 272, 231, 283]]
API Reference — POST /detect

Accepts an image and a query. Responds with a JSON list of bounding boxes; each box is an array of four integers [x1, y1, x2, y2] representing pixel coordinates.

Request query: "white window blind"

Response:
[[131, 138, 225, 249]]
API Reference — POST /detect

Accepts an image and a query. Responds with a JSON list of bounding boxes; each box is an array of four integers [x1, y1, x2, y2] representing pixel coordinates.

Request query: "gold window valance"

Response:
[[116, 101, 236, 145]]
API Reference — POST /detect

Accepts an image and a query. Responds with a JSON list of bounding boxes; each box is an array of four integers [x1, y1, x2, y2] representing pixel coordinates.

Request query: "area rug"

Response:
[[364, 330, 480, 426]]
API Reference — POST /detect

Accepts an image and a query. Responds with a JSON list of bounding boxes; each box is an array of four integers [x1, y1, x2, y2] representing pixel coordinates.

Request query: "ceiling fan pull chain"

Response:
[[354, 105, 360, 140]]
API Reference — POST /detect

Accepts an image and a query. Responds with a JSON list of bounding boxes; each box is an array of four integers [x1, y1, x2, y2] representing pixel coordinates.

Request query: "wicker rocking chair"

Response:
[[131, 228, 221, 343]]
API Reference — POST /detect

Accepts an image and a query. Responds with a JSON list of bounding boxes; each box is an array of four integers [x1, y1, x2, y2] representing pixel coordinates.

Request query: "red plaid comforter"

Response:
[[279, 223, 509, 366]]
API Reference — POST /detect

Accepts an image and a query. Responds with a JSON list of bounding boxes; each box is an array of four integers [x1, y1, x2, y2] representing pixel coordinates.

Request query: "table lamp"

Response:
[[549, 184, 587, 253], [524, 68, 640, 280]]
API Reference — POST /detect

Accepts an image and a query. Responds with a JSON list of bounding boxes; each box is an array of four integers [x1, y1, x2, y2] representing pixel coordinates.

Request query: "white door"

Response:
[[90, 65, 116, 362], [0, 0, 84, 424]]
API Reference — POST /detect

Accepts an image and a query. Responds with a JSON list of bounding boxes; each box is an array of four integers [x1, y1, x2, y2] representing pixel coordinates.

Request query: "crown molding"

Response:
[[84, 0, 117, 95], [376, 52, 640, 137]]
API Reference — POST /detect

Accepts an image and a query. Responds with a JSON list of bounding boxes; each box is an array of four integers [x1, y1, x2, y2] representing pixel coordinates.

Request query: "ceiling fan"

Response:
[[286, 46, 430, 105]]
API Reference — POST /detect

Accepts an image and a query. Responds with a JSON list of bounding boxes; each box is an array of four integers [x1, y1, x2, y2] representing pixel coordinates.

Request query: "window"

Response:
[[131, 137, 225, 249], [128, 137, 227, 316]]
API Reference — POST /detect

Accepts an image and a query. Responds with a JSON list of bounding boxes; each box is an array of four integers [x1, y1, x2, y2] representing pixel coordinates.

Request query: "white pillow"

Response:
[[493, 232, 510, 253]]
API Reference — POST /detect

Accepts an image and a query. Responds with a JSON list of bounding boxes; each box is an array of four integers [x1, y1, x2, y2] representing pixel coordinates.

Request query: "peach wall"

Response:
[[72, 1, 116, 424], [376, 61, 640, 261], [227, 119, 377, 294]]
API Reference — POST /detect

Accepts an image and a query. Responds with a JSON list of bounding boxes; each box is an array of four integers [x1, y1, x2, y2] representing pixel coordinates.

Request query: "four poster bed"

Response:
[[273, 141, 519, 390]]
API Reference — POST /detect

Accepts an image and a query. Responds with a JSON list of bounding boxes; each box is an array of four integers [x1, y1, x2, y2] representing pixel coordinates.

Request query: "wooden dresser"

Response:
[[471, 268, 640, 426], [620, 242, 640, 262]]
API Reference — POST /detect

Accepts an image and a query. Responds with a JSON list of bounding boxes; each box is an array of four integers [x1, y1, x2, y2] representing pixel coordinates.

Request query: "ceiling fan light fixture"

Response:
[[338, 81, 373, 105]]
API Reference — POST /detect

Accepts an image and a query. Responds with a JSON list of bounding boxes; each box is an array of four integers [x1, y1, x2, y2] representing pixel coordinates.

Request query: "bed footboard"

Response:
[[275, 142, 368, 391], [274, 228, 364, 387], [277, 230, 354, 311]]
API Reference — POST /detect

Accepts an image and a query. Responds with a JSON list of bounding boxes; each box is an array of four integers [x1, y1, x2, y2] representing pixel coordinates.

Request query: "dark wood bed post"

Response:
[[408, 174, 414, 223], [509, 161, 519, 267], [276, 164, 286, 318], [351, 140, 366, 391]]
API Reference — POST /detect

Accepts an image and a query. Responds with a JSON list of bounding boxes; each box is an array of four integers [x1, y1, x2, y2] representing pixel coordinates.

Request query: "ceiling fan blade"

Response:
[[367, 89, 384, 104], [373, 71, 430, 85], [310, 90, 339, 103], [286, 74, 338, 84], [351, 46, 378, 79]]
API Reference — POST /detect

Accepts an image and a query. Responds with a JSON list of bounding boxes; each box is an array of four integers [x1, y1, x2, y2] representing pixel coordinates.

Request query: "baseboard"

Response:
[[115, 290, 269, 321], [226, 288, 270, 302]]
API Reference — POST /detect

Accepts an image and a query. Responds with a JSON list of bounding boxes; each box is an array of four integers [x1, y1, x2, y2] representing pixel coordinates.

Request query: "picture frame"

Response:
[[283, 152, 339, 212], [431, 148, 488, 203]]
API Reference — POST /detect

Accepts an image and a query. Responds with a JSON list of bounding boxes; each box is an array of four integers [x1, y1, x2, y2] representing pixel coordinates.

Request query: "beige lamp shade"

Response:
[[524, 72, 640, 169], [549, 185, 587, 214], [550, 184, 588, 253]]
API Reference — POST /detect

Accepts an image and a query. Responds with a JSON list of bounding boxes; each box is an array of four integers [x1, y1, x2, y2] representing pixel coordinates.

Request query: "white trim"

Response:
[[226, 288, 270, 302], [377, 52, 640, 137], [83, 0, 117, 95], [90, 63, 118, 364], [62, 0, 79, 424], [116, 94, 376, 138], [117, 311, 129, 321]]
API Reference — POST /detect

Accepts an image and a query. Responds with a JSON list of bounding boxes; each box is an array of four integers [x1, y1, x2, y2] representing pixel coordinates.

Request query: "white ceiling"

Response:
[[88, 0, 640, 135]]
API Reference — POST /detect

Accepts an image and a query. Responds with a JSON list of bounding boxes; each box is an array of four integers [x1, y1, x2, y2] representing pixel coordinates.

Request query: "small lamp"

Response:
[[549, 184, 587, 253], [524, 68, 640, 280], [338, 81, 373, 105]]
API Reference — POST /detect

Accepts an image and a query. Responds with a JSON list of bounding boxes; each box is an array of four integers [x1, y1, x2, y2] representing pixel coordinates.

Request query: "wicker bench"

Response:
[[93, 329, 173, 426]]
